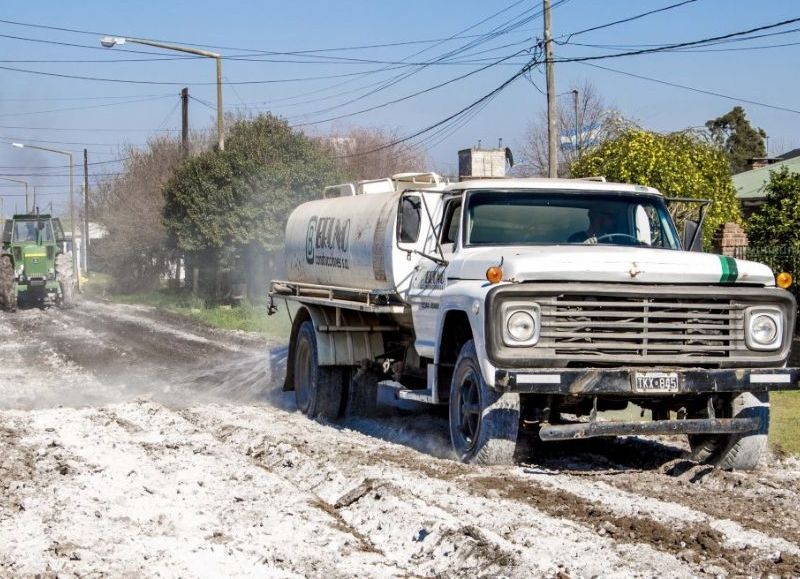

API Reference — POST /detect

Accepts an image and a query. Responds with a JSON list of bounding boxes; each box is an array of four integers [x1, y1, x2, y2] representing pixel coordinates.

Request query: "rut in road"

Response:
[[182, 403, 800, 577], [1, 300, 799, 577]]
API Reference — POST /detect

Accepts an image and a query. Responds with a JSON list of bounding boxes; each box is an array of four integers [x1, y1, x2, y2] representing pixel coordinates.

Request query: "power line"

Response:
[[0, 8, 532, 56], [554, 16, 800, 64], [286, 6, 543, 123], [579, 61, 800, 115], [0, 94, 173, 118], [556, 0, 700, 43], [293, 49, 529, 127], [334, 55, 541, 159]]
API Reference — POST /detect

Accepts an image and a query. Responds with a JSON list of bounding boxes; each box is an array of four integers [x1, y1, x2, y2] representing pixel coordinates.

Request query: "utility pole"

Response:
[[181, 87, 189, 159], [544, 0, 558, 178], [572, 88, 580, 160], [83, 148, 90, 276]]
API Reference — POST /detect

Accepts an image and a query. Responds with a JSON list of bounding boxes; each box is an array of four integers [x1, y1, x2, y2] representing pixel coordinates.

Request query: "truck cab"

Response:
[[271, 174, 798, 469]]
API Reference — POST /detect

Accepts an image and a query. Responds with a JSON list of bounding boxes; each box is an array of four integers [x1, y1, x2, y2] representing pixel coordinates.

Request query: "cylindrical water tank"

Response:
[[284, 191, 416, 295]]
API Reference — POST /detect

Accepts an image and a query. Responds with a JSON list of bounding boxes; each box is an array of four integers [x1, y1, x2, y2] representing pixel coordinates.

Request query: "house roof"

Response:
[[778, 148, 800, 161], [732, 156, 800, 199]]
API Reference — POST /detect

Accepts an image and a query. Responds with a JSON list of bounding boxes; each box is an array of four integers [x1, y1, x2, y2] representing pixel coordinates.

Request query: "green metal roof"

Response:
[[732, 156, 800, 199]]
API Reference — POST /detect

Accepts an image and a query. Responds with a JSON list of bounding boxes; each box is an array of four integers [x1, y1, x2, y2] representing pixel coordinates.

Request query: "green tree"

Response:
[[163, 114, 345, 299], [570, 129, 741, 246], [747, 167, 800, 292], [705, 106, 767, 174]]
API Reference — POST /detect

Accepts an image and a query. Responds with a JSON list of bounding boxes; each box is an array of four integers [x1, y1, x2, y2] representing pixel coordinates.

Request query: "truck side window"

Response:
[[398, 195, 422, 243], [440, 200, 462, 251]]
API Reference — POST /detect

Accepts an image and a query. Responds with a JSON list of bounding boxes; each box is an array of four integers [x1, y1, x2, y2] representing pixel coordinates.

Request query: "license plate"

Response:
[[633, 372, 679, 393]]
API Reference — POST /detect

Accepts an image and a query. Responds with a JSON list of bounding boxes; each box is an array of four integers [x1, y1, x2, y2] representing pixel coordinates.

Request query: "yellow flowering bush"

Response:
[[570, 129, 741, 247]]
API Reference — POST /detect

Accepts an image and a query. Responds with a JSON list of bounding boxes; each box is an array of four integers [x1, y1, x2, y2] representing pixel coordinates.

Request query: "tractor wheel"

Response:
[[56, 252, 74, 307], [0, 256, 16, 311]]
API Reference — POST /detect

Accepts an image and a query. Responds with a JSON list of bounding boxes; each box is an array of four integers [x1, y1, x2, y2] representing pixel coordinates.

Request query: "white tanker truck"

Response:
[[269, 172, 799, 468]]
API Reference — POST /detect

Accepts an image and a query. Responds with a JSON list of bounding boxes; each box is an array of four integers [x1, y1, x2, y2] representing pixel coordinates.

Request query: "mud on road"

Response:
[[1, 299, 799, 577]]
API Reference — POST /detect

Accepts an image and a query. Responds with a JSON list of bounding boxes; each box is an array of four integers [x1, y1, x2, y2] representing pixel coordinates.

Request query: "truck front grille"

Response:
[[539, 295, 744, 362]]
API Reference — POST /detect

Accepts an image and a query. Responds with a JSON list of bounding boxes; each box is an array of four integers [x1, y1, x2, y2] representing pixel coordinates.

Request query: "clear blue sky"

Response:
[[0, 0, 798, 215]]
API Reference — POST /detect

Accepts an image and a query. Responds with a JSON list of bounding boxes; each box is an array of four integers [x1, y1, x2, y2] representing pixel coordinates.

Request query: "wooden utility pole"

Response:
[[83, 148, 90, 275], [572, 89, 580, 160], [544, 0, 558, 178], [181, 87, 189, 159]]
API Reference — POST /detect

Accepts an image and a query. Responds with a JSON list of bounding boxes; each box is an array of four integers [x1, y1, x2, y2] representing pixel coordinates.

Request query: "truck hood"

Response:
[[447, 245, 775, 286]]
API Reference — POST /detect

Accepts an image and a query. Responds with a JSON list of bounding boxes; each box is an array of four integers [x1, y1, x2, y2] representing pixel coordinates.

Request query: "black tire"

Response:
[[56, 252, 74, 307], [346, 365, 379, 418], [292, 321, 344, 420], [689, 392, 769, 471], [449, 340, 520, 465], [0, 256, 17, 311]]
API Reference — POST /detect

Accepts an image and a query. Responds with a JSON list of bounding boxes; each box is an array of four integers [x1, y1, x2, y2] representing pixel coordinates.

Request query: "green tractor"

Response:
[[0, 214, 74, 310]]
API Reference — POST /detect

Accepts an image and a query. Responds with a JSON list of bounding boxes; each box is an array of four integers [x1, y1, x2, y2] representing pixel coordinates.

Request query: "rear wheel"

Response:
[[688, 392, 769, 471], [292, 321, 344, 420], [56, 252, 74, 307], [0, 256, 16, 311], [449, 340, 520, 465]]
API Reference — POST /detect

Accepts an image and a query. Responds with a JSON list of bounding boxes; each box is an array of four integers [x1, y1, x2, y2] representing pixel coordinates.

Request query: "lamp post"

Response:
[[0, 177, 29, 214], [101, 36, 224, 151], [11, 143, 78, 291]]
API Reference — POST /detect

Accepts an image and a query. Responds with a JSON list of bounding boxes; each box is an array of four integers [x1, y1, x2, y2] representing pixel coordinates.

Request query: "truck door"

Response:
[[407, 195, 460, 359]]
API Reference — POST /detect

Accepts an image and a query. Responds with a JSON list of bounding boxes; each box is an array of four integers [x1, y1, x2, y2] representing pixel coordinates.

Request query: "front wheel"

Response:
[[0, 256, 16, 311], [688, 391, 769, 471], [292, 320, 344, 420], [449, 340, 520, 465]]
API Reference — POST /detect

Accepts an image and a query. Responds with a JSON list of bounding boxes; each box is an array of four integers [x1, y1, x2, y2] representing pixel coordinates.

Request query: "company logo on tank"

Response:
[[305, 215, 351, 269]]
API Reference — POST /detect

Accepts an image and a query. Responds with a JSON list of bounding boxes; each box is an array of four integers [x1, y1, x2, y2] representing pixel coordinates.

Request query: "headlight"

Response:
[[507, 311, 536, 341], [746, 308, 783, 351], [502, 303, 541, 346]]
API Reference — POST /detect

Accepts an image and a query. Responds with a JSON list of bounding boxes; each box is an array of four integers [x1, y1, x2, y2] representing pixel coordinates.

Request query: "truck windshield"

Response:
[[465, 190, 681, 249]]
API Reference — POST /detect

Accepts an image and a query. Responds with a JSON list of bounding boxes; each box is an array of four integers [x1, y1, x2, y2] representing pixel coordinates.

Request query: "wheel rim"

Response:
[[294, 337, 312, 413], [457, 368, 482, 451]]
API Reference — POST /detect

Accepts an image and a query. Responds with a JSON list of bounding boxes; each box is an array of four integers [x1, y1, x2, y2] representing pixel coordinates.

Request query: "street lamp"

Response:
[[0, 177, 29, 213], [100, 36, 224, 151], [11, 142, 78, 291]]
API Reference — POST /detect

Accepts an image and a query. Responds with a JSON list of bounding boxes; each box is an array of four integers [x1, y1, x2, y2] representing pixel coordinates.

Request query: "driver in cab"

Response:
[[568, 204, 618, 244]]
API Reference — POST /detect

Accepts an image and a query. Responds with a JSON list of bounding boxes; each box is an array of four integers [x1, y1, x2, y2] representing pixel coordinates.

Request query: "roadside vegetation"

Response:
[[771, 391, 800, 455], [84, 274, 291, 340]]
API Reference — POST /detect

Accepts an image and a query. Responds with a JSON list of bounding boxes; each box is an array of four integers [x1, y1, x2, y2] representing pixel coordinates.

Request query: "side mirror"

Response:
[[2, 221, 11, 244], [683, 219, 703, 252]]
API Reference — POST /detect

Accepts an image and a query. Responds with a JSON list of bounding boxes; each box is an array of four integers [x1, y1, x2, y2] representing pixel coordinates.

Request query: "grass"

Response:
[[591, 394, 800, 456], [83, 274, 292, 340], [770, 391, 800, 455]]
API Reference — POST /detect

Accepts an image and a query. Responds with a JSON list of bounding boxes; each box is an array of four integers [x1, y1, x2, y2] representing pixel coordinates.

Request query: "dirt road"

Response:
[[1, 299, 799, 577]]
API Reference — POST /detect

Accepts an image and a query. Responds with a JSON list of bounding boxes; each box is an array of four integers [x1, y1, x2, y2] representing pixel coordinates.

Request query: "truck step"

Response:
[[397, 388, 444, 405], [378, 381, 446, 406]]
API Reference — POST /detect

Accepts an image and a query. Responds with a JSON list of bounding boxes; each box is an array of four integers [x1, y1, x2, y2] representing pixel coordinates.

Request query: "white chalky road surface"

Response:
[[1, 299, 799, 577]]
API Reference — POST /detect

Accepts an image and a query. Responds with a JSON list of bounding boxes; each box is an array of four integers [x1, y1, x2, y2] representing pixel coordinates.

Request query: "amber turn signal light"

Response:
[[486, 266, 503, 284], [777, 272, 793, 289]]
